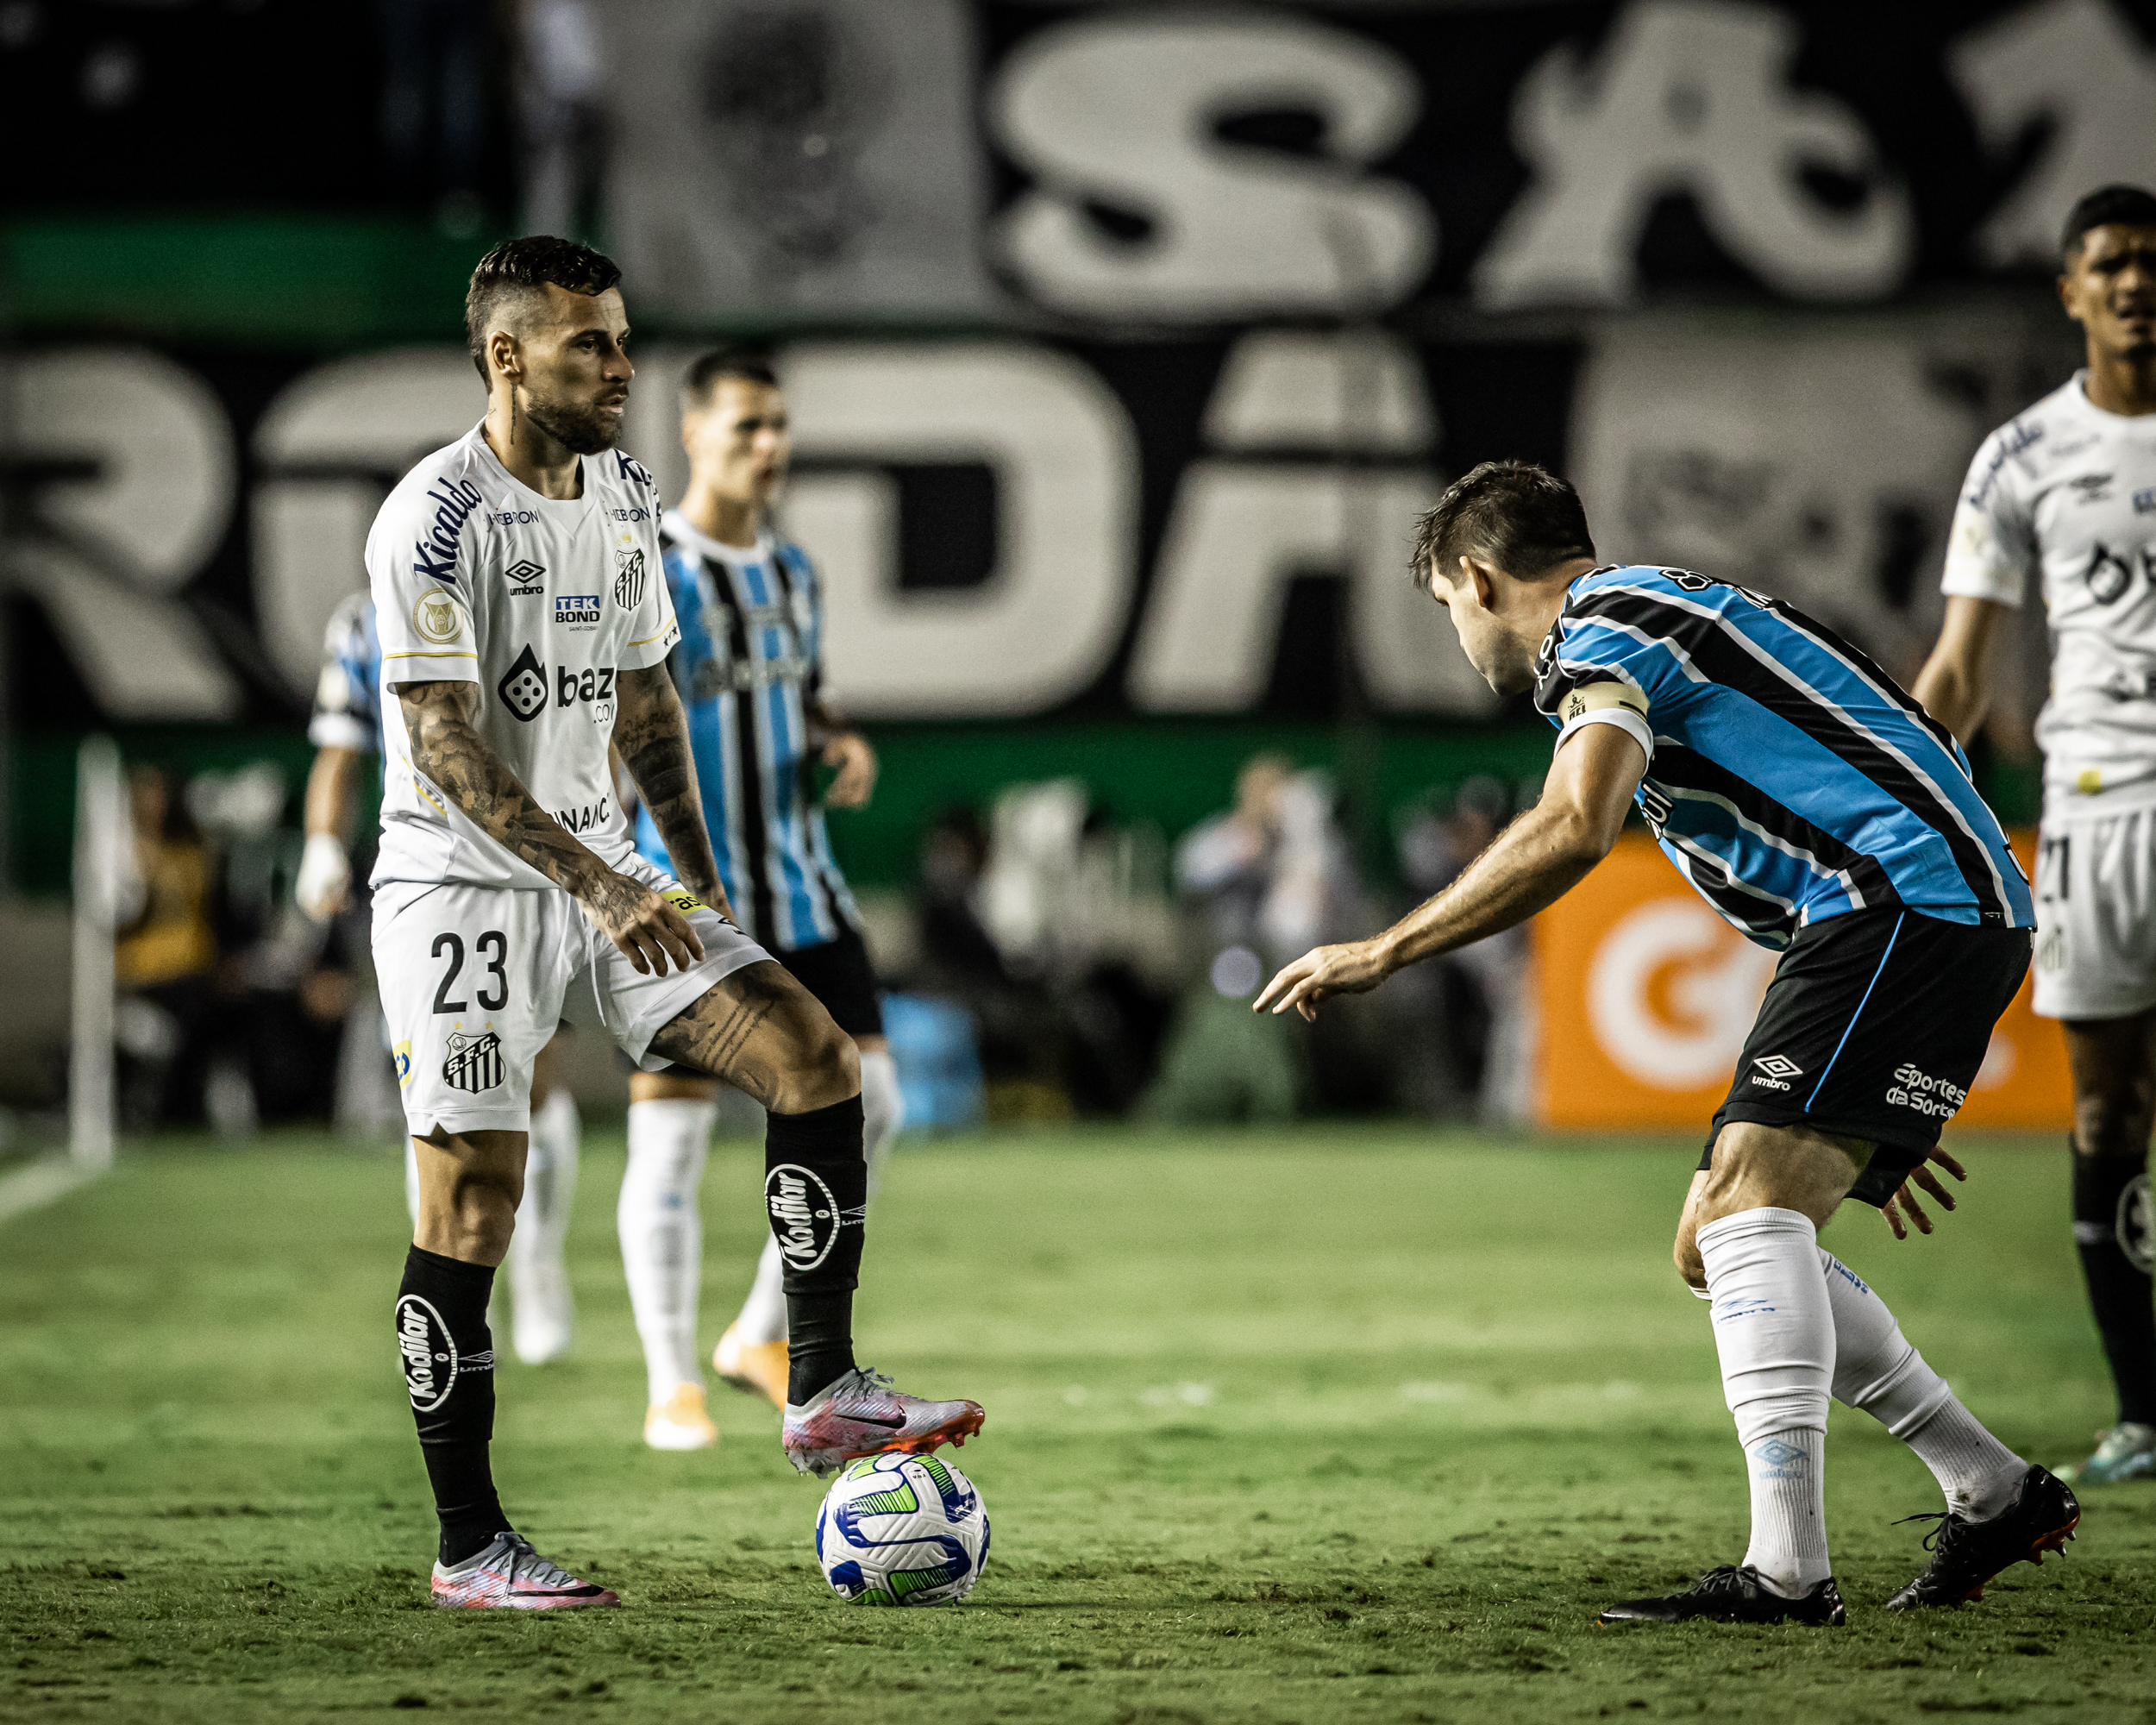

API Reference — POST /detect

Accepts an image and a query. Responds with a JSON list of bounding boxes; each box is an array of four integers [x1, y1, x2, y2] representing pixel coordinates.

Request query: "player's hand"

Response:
[[295, 832, 352, 922], [823, 732, 878, 809], [1880, 1147, 1968, 1241], [581, 869, 705, 976], [1254, 940, 1388, 1021]]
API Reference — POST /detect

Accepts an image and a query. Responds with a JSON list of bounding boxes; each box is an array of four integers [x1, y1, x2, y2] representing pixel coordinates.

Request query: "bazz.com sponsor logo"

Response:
[[412, 477, 482, 582], [614, 548, 646, 609], [1749, 1054, 1803, 1092], [554, 593, 601, 628], [412, 587, 462, 643], [1885, 1063, 1965, 1120], [442, 1029, 505, 1094]]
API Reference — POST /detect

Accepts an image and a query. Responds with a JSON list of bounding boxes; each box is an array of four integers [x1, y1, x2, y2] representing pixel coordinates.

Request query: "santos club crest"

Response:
[[614, 549, 646, 610], [442, 1029, 505, 1095]]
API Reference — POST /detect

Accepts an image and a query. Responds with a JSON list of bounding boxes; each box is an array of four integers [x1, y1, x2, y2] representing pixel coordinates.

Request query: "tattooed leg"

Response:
[[647, 961, 859, 1113]]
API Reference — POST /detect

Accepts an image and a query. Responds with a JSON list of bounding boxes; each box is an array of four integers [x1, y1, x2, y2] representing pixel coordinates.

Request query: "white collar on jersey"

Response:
[[663, 508, 773, 567]]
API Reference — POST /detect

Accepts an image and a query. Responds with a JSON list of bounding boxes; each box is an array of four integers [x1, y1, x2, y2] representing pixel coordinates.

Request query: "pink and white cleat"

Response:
[[430, 1533, 621, 1609], [781, 1366, 985, 1477]]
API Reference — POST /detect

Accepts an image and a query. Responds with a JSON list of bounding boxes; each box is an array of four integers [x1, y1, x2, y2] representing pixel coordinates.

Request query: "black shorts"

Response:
[[1699, 908, 2032, 1208], [773, 924, 885, 1039]]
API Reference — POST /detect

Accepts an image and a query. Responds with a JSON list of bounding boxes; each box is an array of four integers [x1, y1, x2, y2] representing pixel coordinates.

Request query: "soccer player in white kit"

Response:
[[372, 237, 981, 1609], [1914, 185, 2156, 1486]]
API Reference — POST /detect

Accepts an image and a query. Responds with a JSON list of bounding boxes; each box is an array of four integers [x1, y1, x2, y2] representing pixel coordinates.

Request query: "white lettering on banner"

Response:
[[1586, 897, 1777, 1090], [1567, 319, 2040, 684], [251, 348, 480, 689], [989, 12, 1433, 318], [1131, 329, 1494, 715], [1475, 0, 1913, 309], [2, 348, 240, 718], [1952, 0, 2156, 269], [779, 342, 1137, 718]]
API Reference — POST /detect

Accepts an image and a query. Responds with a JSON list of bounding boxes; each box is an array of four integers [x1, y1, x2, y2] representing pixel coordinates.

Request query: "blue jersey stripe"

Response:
[[1536, 566, 2032, 947]]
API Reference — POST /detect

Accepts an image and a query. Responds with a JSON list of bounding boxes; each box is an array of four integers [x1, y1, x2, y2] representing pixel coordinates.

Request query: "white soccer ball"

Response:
[[814, 1450, 990, 1607]]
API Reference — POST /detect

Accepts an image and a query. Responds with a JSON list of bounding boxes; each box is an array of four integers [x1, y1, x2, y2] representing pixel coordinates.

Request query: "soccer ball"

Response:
[[814, 1451, 990, 1607]]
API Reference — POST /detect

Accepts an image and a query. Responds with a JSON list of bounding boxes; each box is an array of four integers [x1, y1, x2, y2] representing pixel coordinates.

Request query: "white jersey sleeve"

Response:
[[610, 456, 679, 670], [367, 468, 485, 686], [1940, 422, 2040, 610]]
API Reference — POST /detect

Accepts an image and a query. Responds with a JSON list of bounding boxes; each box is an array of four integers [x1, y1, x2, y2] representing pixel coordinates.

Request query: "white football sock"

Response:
[[861, 1049, 904, 1195], [505, 1088, 580, 1360], [620, 1097, 716, 1403], [731, 1051, 902, 1346], [1820, 1249, 2027, 1519], [404, 1139, 422, 1228], [1697, 1207, 1834, 1595]]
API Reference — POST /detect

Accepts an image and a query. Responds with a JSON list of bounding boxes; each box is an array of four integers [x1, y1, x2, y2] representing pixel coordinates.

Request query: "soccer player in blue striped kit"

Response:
[[1259, 461, 2078, 1624]]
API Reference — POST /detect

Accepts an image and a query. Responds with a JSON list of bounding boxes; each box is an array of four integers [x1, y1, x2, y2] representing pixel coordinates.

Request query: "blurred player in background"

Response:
[[299, 591, 582, 1364], [1263, 462, 2075, 1626], [370, 238, 981, 1609], [1913, 185, 2156, 1487], [621, 348, 901, 1451]]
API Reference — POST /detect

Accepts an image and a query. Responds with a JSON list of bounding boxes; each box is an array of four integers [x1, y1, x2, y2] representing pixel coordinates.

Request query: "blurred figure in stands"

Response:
[[1395, 775, 1533, 1126], [1144, 756, 1365, 1122], [112, 767, 217, 1131]]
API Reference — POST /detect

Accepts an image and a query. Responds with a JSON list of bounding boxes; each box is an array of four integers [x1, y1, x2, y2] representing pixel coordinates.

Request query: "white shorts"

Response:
[[2033, 804, 2156, 1021], [373, 854, 770, 1135]]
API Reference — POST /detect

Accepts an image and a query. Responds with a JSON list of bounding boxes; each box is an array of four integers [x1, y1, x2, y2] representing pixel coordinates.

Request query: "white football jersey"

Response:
[[366, 423, 680, 890], [1943, 372, 2156, 816]]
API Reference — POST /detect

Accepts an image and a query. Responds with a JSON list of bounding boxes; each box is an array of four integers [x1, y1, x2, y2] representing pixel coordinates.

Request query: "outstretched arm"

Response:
[[612, 663, 732, 915], [395, 677, 703, 975], [1255, 722, 1646, 1021], [1910, 595, 2012, 746]]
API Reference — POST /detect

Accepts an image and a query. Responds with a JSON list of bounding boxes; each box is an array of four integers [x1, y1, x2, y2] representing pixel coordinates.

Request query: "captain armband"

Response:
[[1553, 681, 1654, 763]]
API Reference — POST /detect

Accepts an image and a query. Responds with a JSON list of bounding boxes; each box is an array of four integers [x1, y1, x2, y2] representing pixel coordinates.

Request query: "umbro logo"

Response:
[[1750, 1054, 1802, 1092], [2071, 472, 2114, 504], [506, 558, 545, 596]]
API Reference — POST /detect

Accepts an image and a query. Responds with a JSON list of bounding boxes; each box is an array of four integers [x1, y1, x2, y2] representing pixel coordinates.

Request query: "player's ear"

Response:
[[1463, 555, 1499, 612], [489, 328, 521, 386]]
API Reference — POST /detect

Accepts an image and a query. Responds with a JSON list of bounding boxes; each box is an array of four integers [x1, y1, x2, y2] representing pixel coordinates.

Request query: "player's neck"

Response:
[[482, 393, 586, 499], [678, 486, 762, 549], [2083, 345, 2156, 417]]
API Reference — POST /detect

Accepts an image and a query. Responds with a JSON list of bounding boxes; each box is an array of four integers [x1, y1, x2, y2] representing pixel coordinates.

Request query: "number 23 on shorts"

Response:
[[433, 929, 509, 1013]]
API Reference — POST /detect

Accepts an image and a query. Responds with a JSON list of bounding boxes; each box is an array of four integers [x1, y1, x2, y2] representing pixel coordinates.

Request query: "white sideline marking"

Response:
[[0, 1157, 102, 1227]]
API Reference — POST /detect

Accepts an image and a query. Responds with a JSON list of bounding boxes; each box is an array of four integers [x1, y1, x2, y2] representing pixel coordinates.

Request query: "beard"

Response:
[[523, 388, 624, 455]]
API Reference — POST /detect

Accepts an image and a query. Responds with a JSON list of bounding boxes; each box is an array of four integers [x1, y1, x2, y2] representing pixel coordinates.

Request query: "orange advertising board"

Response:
[[1535, 831, 2068, 1133]]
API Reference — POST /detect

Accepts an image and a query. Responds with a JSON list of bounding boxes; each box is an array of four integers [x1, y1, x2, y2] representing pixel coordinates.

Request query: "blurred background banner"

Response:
[[0, 0, 2127, 1127], [1537, 834, 2071, 1133]]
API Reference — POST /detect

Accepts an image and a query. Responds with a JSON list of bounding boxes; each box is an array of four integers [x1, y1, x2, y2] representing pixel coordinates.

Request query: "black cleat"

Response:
[[1596, 1565, 1846, 1627], [1884, 1465, 2079, 1611]]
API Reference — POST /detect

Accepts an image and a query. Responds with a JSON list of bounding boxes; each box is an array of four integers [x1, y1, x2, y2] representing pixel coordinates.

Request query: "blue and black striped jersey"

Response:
[[1534, 565, 2034, 949], [632, 511, 858, 952]]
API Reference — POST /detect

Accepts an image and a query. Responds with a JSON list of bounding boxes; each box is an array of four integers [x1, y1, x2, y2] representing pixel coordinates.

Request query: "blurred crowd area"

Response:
[[90, 750, 1536, 1142]]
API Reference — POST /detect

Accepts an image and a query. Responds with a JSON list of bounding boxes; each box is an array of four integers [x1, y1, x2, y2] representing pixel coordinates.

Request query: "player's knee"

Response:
[[1673, 1232, 1708, 1292], [766, 1010, 858, 1114], [2073, 1090, 2153, 1159]]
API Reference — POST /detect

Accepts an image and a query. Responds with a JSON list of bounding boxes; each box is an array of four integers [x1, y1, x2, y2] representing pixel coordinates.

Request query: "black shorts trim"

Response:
[[1698, 907, 2031, 1208]]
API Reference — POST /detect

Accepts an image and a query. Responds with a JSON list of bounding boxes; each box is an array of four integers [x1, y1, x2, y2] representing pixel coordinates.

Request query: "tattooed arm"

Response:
[[612, 664, 732, 916], [393, 678, 704, 976]]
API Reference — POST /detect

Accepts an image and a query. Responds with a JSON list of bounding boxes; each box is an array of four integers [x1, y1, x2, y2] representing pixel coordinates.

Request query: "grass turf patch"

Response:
[[3, 1126, 2153, 1722]]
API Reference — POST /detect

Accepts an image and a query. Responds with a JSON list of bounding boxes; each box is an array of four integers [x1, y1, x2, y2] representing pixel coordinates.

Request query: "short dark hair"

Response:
[[681, 346, 781, 409], [465, 235, 624, 382], [1408, 460, 1595, 587], [2061, 185, 2156, 264]]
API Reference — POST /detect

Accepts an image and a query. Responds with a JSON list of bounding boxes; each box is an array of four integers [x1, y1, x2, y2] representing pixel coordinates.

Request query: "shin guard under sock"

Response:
[[764, 1095, 866, 1404], [397, 1245, 508, 1565], [2073, 1148, 2156, 1426]]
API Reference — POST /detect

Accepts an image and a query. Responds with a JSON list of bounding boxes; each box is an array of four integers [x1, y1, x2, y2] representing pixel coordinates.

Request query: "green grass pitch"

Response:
[[5, 1126, 2155, 1722]]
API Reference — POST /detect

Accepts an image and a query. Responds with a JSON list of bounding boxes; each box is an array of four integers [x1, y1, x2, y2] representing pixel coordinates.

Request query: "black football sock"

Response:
[[397, 1245, 510, 1565], [764, 1095, 867, 1405], [2072, 1144, 2156, 1427]]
